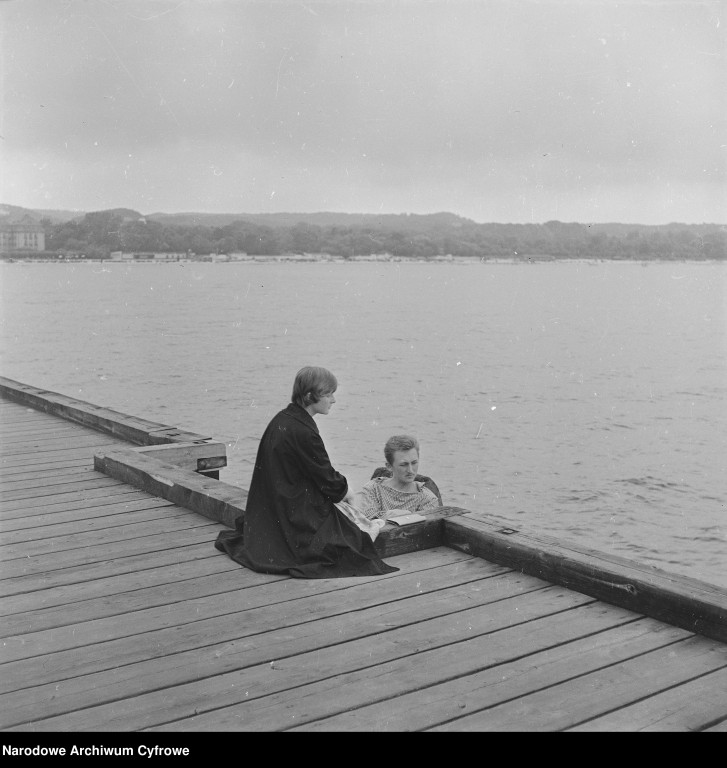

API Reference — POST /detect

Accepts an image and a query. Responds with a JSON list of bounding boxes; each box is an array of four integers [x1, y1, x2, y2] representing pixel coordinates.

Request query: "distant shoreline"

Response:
[[0, 254, 723, 265]]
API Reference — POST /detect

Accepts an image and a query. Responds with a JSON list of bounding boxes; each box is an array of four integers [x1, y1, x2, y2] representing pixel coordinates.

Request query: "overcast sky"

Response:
[[1, 0, 725, 224]]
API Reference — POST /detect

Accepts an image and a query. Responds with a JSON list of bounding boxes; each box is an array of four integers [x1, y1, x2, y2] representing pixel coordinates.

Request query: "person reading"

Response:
[[356, 434, 441, 520], [214, 366, 398, 578]]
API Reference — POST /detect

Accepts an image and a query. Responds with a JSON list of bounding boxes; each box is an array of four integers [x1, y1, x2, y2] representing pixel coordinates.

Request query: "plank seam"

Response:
[[420, 635, 702, 732], [561, 662, 727, 732], [0, 594, 603, 729], [0, 550, 472, 626], [282, 615, 656, 732], [0, 540, 226, 596], [0, 561, 504, 656], [697, 712, 727, 732], [0, 523, 222, 577], [0, 491, 173, 520]]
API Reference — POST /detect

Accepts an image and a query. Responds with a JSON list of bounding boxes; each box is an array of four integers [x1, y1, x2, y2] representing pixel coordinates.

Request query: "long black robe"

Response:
[[214, 402, 398, 578]]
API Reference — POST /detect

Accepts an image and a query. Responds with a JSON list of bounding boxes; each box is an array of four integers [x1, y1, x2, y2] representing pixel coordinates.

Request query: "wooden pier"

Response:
[[1, 379, 726, 732]]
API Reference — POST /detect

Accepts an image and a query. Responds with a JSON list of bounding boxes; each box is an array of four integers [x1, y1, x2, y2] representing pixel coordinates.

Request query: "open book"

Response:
[[387, 512, 427, 526], [334, 501, 386, 541]]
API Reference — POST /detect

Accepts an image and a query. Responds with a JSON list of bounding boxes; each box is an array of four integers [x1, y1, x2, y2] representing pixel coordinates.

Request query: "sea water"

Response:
[[1, 260, 724, 587]]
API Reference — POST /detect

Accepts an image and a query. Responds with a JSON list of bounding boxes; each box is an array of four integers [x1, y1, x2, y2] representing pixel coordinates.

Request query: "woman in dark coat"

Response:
[[214, 366, 398, 578]]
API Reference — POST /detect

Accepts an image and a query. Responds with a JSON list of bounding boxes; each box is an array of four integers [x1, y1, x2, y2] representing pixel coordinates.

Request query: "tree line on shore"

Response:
[[35, 209, 727, 260]]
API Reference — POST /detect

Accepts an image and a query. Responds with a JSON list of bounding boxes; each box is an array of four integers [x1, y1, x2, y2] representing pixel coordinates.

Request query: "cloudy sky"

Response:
[[1, 0, 725, 224]]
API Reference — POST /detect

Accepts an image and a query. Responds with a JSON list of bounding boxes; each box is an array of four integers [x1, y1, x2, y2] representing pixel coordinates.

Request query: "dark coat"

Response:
[[215, 403, 398, 578]]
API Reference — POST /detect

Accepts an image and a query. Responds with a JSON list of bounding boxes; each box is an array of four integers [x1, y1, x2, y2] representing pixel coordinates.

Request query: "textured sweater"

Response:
[[357, 477, 440, 520]]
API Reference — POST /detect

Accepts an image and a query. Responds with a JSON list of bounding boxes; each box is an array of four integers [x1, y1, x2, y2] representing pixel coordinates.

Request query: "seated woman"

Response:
[[356, 434, 441, 520], [214, 366, 398, 579]]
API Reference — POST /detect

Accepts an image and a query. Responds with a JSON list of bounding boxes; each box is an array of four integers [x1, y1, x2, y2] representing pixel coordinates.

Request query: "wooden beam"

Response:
[[94, 448, 245, 529], [134, 441, 227, 473], [375, 506, 468, 558], [443, 513, 727, 644], [0, 376, 220, 449]]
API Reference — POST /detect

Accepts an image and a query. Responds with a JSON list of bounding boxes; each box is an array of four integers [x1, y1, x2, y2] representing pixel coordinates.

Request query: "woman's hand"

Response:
[[343, 489, 356, 505]]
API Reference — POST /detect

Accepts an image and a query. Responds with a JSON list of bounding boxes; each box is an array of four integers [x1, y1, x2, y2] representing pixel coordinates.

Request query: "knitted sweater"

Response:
[[356, 477, 440, 520]]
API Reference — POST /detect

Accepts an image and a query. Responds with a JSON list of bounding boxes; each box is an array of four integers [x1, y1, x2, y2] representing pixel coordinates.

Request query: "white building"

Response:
[[0, 215, 46, 252]]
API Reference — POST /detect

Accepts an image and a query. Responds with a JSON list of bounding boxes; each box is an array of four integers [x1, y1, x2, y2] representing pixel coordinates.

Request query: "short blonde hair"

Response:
[[384, 434, 420, 465]]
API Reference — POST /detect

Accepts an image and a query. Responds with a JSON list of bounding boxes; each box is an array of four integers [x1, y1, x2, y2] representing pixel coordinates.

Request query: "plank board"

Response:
[[0, 531, 225, 598], [2, 577, 589, 730], [0, 546, 464, 633], [0, 523, 221, 583], [1, 553, 507, 668], [1, 457, 101, 475], [0, 545, 238, 618], [0, 441, 123, 464], [0, 475, 122, 503], [1, 450, 116, 470], [427, 635, 727, 731], [164, 608, 670, 732], [567, 666, 727, 732], [0, 497, 178, 537], [0, 512, 223, 560], [0, 433, 119, 454], [0, 488, 162, 522], [0, 481, 139, 512], [1, 464, 111, 485], [282, 618, 692, 733]]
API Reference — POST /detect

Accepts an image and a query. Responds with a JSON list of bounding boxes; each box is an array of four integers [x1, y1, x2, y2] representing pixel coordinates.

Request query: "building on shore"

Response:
[[0, 215, 46, 253]]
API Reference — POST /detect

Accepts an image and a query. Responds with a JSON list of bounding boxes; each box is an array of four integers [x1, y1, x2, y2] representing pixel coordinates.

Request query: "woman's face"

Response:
[[310, 390, 336, 416]]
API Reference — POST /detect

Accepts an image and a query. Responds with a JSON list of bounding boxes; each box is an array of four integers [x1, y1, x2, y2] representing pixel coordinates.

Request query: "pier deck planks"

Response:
[[1, 398, 726, 732]]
